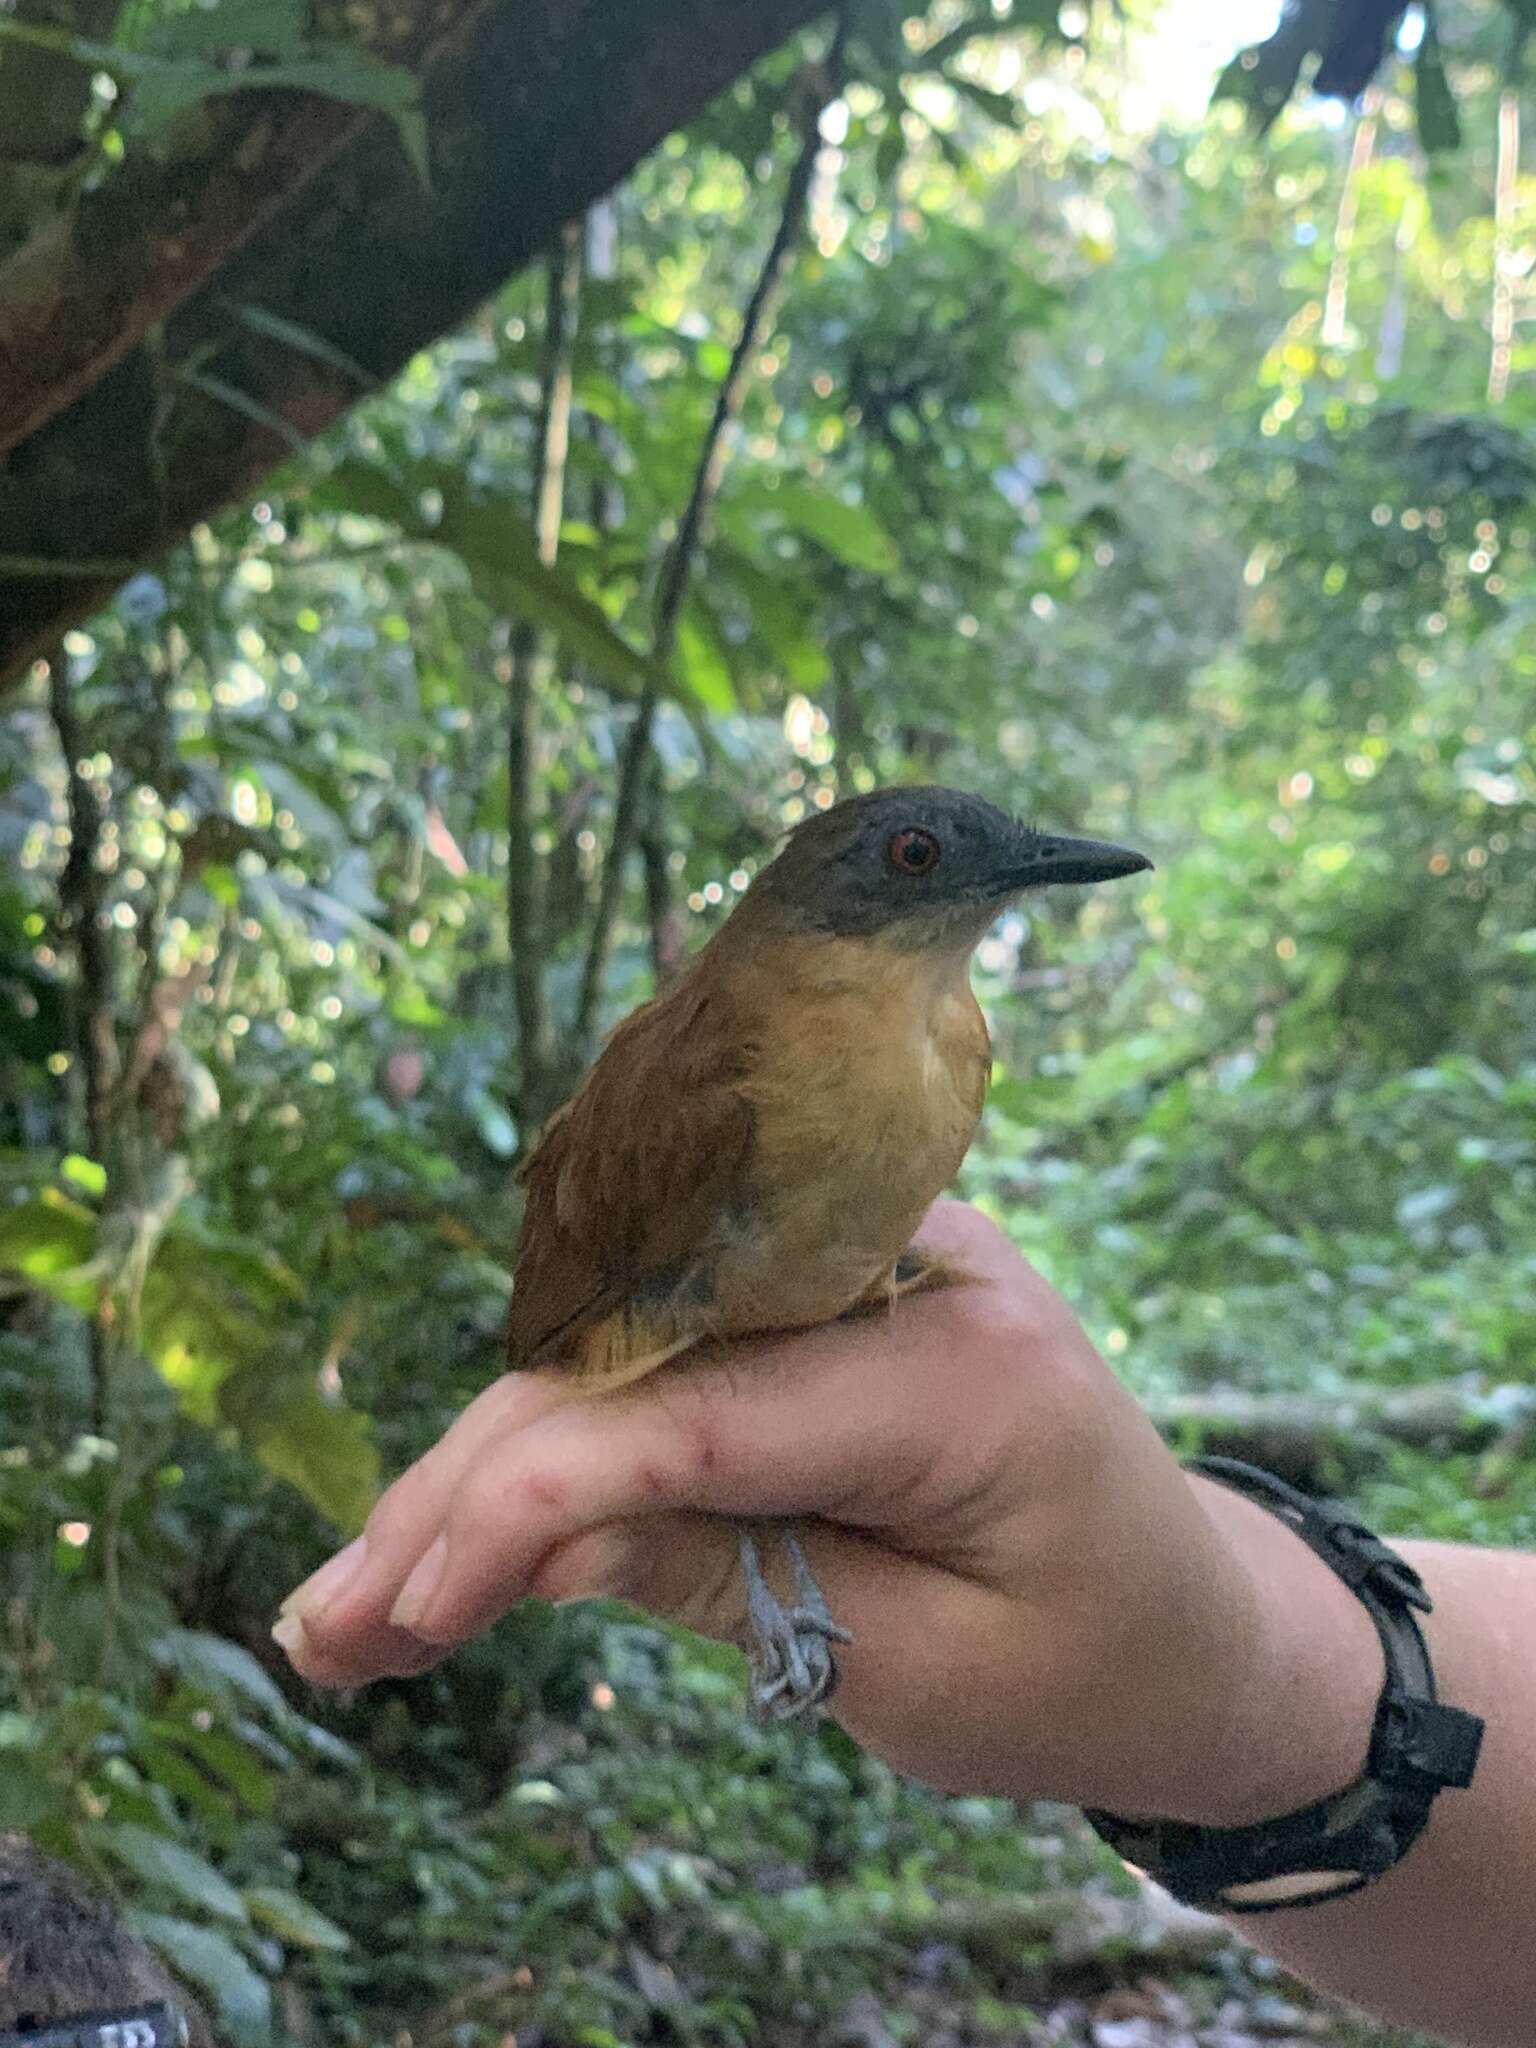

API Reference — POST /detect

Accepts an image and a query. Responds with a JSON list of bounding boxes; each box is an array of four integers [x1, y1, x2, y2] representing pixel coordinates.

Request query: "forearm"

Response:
[[1169, 1485, 1536, 2047]]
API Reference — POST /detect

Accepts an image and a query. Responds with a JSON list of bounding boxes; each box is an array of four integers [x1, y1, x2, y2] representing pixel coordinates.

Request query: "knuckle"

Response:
[[634, 1395, 725, 1507], [672, 1402, 722, 1486], [454, 1462, 525, 1539], [523, 1466, 569, 1512], [363, 1479, 416, 1552], [985, 1268, 1077, 1352], [632, 1459, 676, 1506], [927, 1197, 1008, 1253], [934, 1277, 1042, 1358]]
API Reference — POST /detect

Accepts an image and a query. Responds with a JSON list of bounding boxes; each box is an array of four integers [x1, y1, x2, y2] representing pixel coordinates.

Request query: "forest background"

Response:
[[3, 0, 1535, 2041]]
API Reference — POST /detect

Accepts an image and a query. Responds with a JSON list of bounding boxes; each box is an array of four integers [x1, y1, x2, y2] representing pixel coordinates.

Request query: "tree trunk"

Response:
[[0, 0, 830, 690], [1146, 1381, 1505, 1488]]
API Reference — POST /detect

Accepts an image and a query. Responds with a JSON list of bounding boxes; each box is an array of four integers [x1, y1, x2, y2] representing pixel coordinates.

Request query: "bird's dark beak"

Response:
[[1008, 833, 1153, 889]]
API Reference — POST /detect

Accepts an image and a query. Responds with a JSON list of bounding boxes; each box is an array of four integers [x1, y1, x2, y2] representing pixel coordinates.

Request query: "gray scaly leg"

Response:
[[738, 1521, 851, 1728]]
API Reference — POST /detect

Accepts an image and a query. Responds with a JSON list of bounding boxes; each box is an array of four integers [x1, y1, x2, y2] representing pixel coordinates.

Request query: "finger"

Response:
[[277, 1368, 571, 1638], [274, 1614, 450, 1688], [530, 1512, 748, 1641]]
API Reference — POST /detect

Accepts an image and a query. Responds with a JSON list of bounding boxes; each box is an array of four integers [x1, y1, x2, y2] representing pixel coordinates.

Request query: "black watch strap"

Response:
[[1084, 1457, 1484, 1914]]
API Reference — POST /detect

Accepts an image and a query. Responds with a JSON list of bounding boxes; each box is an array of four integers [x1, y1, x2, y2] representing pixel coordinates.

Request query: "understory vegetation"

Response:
[[4, 0, 1536, 2040]]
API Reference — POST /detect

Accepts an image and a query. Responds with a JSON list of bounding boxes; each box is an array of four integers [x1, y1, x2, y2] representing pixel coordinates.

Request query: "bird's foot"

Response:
[[739, 1525, 851, 1730], [841, 1250, 966, 1320], [892, 1248, 968, 1295]]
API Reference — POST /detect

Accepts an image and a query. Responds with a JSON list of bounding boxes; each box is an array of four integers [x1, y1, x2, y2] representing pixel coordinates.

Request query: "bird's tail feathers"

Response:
[[558, 1316, 704, 1395], [536, 1251, 967, 1393]]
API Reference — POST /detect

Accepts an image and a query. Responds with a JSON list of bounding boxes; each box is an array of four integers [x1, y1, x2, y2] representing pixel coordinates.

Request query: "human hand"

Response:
[[274, 1202, 1377, 1823]]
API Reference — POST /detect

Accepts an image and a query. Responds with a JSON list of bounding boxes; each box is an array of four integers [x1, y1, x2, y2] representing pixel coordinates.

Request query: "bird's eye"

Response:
[[887, 827, 941, 875]]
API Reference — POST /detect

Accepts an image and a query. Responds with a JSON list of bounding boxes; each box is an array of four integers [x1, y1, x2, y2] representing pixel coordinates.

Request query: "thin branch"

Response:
[[1374, 164, 1422, 382], [46, 641, 176, 1686], [508, 217, 582, 1137], [46, 648, 116, 1171], [0, 552, 143, 578], [1320, 90, 1379, 350], [573, 26, 844, 1048], [1489, 90, 1520, 405], [1145, 1382, 1506, 1480], [45, 646, 117, 1442], [638, 757, 685, 983]]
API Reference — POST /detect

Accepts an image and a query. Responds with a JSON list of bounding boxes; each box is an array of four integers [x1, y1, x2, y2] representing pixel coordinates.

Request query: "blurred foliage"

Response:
[[3, 0, 1536, 2042]]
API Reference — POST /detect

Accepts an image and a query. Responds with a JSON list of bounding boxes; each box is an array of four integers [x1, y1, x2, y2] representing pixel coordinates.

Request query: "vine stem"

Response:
[[508, 218, 582, 1135], [46, 647, 117, 1427], [573, 19, 845, 1051]]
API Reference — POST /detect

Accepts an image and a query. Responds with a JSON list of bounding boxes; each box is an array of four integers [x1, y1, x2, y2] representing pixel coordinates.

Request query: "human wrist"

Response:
[[976, 1448, 1380, 1826], [1159, 1473, 1385, 1827], [1065, 1469, 1387, 1829]]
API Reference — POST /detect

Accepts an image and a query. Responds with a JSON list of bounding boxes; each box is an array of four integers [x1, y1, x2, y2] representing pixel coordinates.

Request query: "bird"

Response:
[[506, 786, 1150, 1724]]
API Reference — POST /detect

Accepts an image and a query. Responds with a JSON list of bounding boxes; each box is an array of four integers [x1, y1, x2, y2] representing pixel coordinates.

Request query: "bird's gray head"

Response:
[[741, 786, 1151, 945]]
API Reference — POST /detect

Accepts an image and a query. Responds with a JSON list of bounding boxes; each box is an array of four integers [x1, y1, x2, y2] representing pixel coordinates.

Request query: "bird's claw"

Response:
[[747, 1611, 849, 1726], [739, 1527, 852, 1730]]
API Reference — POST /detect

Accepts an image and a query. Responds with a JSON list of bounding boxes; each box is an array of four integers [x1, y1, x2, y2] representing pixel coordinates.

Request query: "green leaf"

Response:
[[1211, 0, 1331, 134], [315, 460, 661, 698], [116, 0, 427, 182], [133, 1738, 241, 1831], [0, 1756, 57, 1829], [136, 0, 308, 61], [156, 1631, 292, 1721], [228, 302, 376, 391], [99, 1823, 249, 1924], [0, 1191, 99, 1310], [30, 1215, 378, 1526], [60, 1154, 106, 1199], [446, 510, 658, 690], [733, 480, 900, 574], [243, 1886, 350, 1951], [847, 0, 911, 74], [241, 758, 347, 848], [716, 550, 832, 688], [311, 457, 419, 527], [248, 52, 428, 186], [918, 11, 1018, 69], [147, 1718, 275, 1815], [675, 608, 737, 714], [988, 1028, 1209, 1133], [874, 117, 905, 185], [220, 1378, 378, 1535], [1415, 15, 1461, 154], [177, 370, 306, 451], [945, 74, 1022, 128], [115, 56, 235, 135], [129, 1915, 271, 2047], [203, 863, 240, 909]]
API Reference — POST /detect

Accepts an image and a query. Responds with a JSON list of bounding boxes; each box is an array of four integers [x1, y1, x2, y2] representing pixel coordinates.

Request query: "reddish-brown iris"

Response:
[[887, 827, 941, 875]]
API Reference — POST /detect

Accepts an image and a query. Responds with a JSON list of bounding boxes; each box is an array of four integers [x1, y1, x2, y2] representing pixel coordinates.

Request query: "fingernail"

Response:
[[283, 1536, 368, 1620], [271, 1612, 308, 1661], [389, 1536, 449, 1633]]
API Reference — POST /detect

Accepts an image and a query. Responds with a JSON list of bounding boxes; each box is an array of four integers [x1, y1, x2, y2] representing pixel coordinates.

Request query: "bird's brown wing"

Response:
[[506, 975, 757, 1374]]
